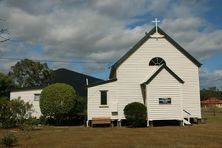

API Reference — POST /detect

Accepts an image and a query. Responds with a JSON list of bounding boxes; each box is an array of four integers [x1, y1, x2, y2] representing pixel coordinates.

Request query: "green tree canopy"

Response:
[[9, 59, 53, 88], [40, 83, 77, 123], [200, 87, 222, 100], [0, 72, 12, 98]]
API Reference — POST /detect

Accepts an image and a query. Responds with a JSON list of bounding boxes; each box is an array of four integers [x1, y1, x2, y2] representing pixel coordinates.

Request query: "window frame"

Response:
[[149, 57, 166, 66], [100, 90, 108, 106], [34, 94, 40, 101]]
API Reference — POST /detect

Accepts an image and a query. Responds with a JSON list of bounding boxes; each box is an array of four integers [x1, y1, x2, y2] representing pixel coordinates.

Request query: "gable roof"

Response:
[[87, 78, 117, 88], [141, 64, 184, 85], [11, 68, 104, 97], [10, 86, 44, 92], [52, 68, 104, 96], [109, 27, 201, 79]]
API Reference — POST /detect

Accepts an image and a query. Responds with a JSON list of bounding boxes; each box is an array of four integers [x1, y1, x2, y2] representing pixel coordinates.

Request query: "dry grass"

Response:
[[1, 113, 222, 148]]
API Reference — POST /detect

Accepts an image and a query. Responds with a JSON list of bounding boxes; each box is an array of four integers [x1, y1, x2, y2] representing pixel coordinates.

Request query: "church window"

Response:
[[100, 90, 108, 105], [149, 57, 165, 66]]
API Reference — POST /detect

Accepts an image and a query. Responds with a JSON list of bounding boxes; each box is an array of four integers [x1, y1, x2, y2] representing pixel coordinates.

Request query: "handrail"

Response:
[[183, 109, 191, 115], [183, 109, 191, 124]]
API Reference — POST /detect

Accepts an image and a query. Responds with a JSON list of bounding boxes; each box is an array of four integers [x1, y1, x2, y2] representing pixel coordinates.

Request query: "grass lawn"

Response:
[[1, 113, 222, 148]]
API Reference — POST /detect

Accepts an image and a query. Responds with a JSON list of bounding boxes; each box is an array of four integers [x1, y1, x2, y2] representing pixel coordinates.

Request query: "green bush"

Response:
[[39, 115, 47, 125], [1, 133, 17, 147], [0, 97, 33, 128], [26, 117, 40, 126], [124, 102, 147, 127], [20, 117, 40, 131], [0, 98, 13, 128], [40, 83, 77, 124], [18, 117, 40, 132], [10, 98, 33, 127]]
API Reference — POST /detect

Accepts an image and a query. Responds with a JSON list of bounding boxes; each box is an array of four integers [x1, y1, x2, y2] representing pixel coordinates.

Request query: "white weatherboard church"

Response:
[[87, 19, 202, 126]]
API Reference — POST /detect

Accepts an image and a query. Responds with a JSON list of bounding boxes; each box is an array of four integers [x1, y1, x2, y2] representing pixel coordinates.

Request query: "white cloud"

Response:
[[0, 59, 16, 73], [200, 68, 222, 90], [0, 0, 221, 88], [161, 17, 222, 59]]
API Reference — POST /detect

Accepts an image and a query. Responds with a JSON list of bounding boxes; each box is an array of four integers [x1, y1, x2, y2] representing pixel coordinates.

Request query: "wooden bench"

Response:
[[91, 117, 111, 127]]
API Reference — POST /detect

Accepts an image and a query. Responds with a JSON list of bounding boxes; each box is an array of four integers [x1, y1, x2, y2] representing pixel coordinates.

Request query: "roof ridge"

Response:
[[55, 68, 103, 80], [109, 26, 201, 79]]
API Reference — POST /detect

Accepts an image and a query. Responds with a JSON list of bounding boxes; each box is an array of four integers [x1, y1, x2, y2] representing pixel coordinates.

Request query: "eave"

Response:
[[109, 27, 202, 79]]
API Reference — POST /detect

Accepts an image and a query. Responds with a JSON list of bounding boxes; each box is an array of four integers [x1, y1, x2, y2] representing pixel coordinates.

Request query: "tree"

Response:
[[39, 83, 77, 124], [0, 98, 12, 128], [200, 87, 222, 100], [9, 59, 53, 88], [124, 102, 147, 127], [0, 72, 13, 98]]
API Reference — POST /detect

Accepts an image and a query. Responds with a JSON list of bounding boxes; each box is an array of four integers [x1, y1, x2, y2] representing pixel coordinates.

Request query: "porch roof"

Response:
[[140, 64, 184, 85]]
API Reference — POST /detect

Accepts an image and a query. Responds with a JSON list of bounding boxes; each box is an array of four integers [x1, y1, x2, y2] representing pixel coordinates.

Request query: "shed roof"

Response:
[[11, 68, 104, 97], [201, 98, 222, 104]]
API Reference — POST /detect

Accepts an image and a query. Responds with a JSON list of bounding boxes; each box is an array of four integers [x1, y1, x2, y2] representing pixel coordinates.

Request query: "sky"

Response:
[[0, 0, 222, 90]]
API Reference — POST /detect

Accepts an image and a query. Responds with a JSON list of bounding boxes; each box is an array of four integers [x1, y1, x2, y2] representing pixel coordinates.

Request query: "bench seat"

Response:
[[91, 117, 111, 126]]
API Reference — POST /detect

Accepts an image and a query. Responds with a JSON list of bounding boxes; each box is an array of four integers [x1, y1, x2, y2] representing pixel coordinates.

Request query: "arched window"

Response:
[[149, 57, 165, 66]]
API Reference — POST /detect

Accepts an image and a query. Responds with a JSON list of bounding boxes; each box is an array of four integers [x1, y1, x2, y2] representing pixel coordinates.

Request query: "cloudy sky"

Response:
[[0, 0, 222, 89]]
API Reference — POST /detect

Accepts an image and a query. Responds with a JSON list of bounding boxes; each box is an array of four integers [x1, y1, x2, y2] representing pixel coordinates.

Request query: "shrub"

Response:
[[1, 133, 17, 147], [39, 115, 47, 125], [40, 83, 77, 124], [0, 97, 33, 128], [26, 117, 40, 126], [124, 102, 147, 127], [19, 117, 40, 131], [10, 98, 33, 127], [0, 98, 13, 128]]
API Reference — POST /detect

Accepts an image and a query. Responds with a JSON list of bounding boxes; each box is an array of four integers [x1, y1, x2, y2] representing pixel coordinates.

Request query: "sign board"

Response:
[[159, 98, 171, 104]]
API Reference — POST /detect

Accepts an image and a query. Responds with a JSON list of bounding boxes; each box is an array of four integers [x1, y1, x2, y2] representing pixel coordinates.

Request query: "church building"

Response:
[[87, 20, 202, 126]]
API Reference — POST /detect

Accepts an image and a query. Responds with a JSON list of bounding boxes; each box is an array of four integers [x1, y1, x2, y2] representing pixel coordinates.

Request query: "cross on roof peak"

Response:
[[152, 18, 160, 33]]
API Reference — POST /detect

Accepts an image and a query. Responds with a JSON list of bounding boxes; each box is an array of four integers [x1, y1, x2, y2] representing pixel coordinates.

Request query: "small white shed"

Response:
[[10, 88, 42, 118]]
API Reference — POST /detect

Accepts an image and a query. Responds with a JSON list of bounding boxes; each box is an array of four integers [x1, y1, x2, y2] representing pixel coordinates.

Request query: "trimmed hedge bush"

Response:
[[124, 102, 147, 127], [40, 83, 77, 124]]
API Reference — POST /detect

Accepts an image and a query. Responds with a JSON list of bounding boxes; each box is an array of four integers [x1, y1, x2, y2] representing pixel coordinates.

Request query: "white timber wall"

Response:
[[146, 68, 183, 121], [116, 35, 201, 119], [10, 89, 42, 118], [88, 33, 201, 121], [87, 81, 118, 120]]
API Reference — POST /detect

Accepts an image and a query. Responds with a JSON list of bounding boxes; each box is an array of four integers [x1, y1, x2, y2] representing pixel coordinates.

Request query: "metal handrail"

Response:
[[183, 109, 191, 115], [183, 109, 191, 124]]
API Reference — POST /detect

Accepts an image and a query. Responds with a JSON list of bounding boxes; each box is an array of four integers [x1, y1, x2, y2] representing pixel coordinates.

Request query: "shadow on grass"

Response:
[[152, 120, 181, 127]]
